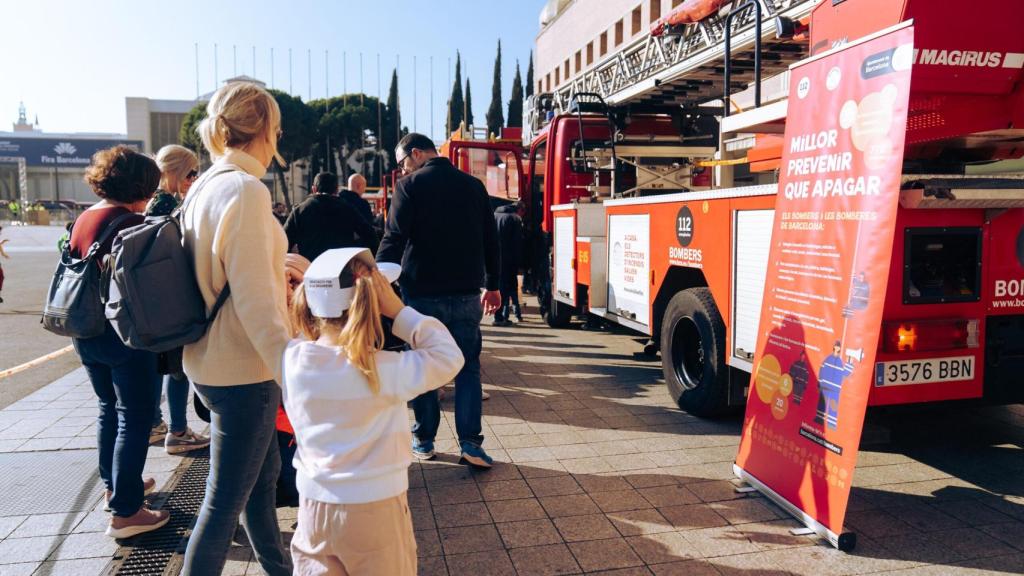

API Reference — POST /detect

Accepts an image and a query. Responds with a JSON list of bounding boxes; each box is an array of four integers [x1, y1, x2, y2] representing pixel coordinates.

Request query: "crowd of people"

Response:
[[53, 80, 524, 575]]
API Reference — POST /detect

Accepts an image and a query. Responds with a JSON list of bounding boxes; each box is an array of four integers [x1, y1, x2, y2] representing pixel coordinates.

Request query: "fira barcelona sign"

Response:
[[0, 137, 143, 167]]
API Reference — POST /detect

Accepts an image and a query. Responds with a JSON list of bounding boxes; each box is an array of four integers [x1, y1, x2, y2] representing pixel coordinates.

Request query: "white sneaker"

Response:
[[165, 427, 211, 455]]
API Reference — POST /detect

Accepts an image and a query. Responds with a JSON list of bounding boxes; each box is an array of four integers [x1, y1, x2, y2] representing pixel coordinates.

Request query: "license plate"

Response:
[[874, 356, 975, 387]]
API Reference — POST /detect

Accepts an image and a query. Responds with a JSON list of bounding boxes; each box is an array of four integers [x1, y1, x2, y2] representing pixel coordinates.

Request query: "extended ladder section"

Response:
[[524, 0, 818, 144]]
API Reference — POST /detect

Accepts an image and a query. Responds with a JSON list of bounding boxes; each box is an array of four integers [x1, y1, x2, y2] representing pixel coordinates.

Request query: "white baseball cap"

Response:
[[303, 248, 402, 318]]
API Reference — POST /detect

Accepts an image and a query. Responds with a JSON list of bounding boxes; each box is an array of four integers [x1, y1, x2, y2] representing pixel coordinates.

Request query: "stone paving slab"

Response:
[[0, 367, 206, 575], [3, 312, 1024, 575]]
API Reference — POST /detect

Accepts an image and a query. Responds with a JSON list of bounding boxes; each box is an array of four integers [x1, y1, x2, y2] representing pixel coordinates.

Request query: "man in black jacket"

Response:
[[493, 201, 525, 326], [377, 133, 500, 468], [284, 172, 377, 261]]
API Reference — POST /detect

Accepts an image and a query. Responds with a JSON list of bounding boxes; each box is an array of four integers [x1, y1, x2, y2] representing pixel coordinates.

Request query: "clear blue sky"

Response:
[[0, 0, 547, 144]]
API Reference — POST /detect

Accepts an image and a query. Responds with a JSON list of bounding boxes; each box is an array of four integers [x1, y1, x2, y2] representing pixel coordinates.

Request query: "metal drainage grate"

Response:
[[108, 450, 210, 576]]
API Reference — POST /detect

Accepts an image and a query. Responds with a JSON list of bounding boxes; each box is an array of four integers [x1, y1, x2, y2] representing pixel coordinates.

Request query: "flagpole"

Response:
[[194, 43, 200, 99], [413, 55, 418, 133], [430, 56, 434, 142]]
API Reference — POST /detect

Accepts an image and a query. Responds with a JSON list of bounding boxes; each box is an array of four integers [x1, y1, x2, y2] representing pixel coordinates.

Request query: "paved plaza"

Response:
[[0, 308, 1022, 575]]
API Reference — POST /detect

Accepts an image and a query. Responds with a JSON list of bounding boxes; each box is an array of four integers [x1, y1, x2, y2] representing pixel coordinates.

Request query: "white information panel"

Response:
[[607, 214, 650, 325], [553, 216, 576, 305]]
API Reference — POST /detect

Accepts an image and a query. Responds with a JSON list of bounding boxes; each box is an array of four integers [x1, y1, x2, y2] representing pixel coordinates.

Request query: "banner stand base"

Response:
[[733, 464, 858, 552]]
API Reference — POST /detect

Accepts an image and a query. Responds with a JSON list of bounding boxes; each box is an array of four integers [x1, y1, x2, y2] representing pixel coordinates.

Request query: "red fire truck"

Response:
[[449, 0, 1024, 417]]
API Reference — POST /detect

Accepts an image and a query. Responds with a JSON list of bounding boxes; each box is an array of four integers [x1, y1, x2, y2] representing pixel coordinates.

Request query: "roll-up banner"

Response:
[[734, 23, 915, 551]]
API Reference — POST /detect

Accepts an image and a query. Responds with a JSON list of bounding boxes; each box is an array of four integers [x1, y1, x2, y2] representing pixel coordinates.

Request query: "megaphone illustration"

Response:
[[845, 347, 864, 363]]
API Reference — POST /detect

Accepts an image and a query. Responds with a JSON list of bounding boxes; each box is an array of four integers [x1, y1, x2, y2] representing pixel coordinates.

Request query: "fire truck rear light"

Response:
[[882, 319, 979, 353]]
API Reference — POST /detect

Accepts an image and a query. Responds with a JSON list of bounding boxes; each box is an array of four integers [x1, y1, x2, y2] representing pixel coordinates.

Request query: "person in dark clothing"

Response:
[[284, 171, 377, 261], [377, 133, 500, 468], [340, 173, 374, 226], [493, 202, 525, 326]]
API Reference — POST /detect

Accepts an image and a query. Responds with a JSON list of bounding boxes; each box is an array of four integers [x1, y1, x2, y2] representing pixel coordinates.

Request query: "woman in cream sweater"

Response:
[[180, 81, 292, 576]]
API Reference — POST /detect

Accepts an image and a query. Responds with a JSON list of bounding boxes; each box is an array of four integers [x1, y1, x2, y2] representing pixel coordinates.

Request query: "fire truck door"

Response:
[[732, 210, 775, 369]]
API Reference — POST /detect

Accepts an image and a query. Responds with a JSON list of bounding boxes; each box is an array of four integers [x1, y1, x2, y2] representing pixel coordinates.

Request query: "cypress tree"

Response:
[[486, 40, 504, 138], [465, 78, 474, 126], [446, 52, 464, 136], [383, 69, 401, 168], [507, 61, 523, 128], [525, 51, 535, 98]]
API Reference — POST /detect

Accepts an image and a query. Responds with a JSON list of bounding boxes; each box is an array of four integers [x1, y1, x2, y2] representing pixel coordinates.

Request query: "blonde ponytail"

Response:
[[198, 81, 282, 163], [289, 261, 386, 394], [338, 271, 385, 393]]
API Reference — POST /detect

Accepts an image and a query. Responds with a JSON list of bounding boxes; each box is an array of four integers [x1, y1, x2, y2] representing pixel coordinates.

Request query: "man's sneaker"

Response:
[[104, 478, 157, 512], [492, 318, 513, 327], [412, 440, 435, 461], [165, 428, 211, 455], [459, 442, 493, 469], [106, 507, 170, 539], [149, 421, 168, 443]]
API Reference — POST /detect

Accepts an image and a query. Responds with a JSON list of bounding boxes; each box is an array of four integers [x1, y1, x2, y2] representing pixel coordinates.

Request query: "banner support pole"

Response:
[[734, 463, 857, 552]]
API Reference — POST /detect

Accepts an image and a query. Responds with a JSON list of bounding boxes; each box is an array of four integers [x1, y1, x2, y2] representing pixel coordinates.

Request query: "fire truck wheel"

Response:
[[545, 295, 574, 328], [661, 287, 728, 417]]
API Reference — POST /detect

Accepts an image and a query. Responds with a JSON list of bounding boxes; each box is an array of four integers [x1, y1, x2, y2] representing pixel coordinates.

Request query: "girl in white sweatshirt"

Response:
[[282, 247, 464, 576]]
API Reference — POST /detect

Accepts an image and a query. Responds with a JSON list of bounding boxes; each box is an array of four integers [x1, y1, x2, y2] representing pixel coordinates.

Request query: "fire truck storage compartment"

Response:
[[607, 213, 651, 327], [552, 203, 606, 307], [553, 211, 576, 306], [985, 314, 1024, 403], [903, 227, 982, 305], [732, 210, 775, 367], [586, 238, 608, 309]]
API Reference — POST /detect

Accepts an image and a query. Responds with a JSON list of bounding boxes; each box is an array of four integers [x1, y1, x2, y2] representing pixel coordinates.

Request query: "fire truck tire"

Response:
[[545, 296, 574, 328], [661, 288, 729, 417]]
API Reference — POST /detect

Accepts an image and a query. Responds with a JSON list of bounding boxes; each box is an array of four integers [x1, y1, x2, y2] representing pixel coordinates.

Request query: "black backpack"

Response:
[[103, 167, 235, 353], [42, 212, 137, 339]]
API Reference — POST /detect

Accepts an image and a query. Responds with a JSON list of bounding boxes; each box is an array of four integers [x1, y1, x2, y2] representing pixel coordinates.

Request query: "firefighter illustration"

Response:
[[842, 271, 871, 318], [789, 351, 810, 405], [815, 340, 856, 430]]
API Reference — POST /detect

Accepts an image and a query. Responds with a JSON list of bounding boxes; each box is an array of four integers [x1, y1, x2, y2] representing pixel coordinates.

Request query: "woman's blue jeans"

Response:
[[73, 325, 159, 517], [181, 381, 291, 576]]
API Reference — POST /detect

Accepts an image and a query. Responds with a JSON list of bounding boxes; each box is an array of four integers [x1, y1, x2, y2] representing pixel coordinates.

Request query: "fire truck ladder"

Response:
[[525, 0, 817, 143]]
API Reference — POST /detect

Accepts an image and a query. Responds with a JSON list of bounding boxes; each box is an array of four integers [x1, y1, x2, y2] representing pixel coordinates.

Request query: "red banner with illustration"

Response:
[[734, 25, 915, 544]]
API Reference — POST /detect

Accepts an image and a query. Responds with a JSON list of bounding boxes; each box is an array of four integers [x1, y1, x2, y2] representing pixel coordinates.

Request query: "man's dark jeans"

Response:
[[406, 293, 484, 447], [182, 381, 291, 576], [496, 272, 521, 322], [74, 325, 159, 517]]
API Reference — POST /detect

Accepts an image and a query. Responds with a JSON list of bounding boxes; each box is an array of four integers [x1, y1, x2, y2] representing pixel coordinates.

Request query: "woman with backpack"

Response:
[[179, 81, 293, 575], [144, 144, 210, 455], [71, 145, 168, 538]]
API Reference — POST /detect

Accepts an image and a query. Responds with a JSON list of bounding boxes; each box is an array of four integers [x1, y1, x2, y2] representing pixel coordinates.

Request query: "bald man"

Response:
[[340, 173, 374, 227]]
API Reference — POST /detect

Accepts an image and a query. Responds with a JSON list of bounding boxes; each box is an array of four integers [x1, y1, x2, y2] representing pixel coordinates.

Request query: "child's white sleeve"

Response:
[[386, 306, 465, 401]]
